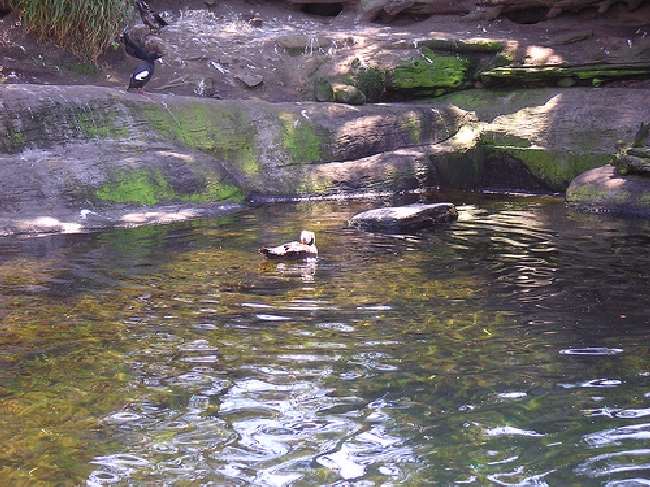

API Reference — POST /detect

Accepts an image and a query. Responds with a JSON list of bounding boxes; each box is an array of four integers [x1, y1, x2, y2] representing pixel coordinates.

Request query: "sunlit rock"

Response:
[[349, 202, 457, 231]]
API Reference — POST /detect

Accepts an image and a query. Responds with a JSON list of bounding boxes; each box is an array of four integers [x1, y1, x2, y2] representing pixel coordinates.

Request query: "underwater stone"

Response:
[[349, 203, 458, 232]]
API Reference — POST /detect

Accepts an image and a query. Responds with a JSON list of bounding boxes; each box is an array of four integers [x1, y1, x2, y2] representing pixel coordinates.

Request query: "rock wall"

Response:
[[1, 84, 649, 234]]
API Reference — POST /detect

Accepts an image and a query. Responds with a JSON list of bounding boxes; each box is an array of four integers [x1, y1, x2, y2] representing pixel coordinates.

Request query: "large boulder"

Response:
[[349, 203, 458, 231], [566, 165, 650, 216]]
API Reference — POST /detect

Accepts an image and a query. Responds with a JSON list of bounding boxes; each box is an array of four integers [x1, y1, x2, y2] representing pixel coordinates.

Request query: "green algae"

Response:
[[390, 48, 470, 93], [401, 112, 423, 144], [567, 183, 632, 204], [139, 102, 260, 176], [496, 147, 609, 190], [96, 169, 243, 205], [76, 111, 128, 139], [97, 169, 176, 205], [279, 113, 323, 164], [420, 38, 505, 53]]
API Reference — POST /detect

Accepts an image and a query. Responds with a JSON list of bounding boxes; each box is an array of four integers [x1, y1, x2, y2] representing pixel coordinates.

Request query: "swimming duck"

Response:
[[259, 231, 318, 259], [136, 0, 168, 32]]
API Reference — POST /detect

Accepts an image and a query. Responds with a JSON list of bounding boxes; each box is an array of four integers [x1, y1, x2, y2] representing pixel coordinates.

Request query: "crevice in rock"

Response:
[[371, 11, 432, 25], [300, 2, 344, 17], [502, 6, 550, 23]]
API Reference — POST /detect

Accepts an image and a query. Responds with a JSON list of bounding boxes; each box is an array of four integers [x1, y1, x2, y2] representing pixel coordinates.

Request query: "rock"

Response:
[[543, 30, 593, 47], [248, 17, 264, 27], [314, 77, 334, 102], [567, 165, 650, 216], [388, 48, 470, 96], [332, 83, 366, 105], [236, 73, 264, 88], [276, 35, 333, 54], [349, 203, 458, 232], [613, 151, 650, 176]]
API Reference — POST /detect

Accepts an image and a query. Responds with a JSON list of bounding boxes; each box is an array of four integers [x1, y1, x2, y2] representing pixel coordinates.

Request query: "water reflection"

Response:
[[0, 194, 649, 485]]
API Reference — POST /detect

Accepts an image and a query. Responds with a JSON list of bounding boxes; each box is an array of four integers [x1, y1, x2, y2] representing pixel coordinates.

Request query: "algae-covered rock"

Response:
[[388, 48, 470, 96], [314, 77, 334, 102], [332, 83, 367, 105], [349, 203, 458, 232], [567, 165, 650, 216]]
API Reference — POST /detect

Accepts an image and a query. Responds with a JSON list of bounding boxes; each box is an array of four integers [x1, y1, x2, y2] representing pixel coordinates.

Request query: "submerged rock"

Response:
[[349, 203, 458, 232]]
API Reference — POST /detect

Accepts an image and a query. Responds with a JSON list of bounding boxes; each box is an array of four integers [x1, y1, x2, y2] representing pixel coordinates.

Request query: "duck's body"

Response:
[[260, 231, 318, 259], [122, 30, 151, 62], [122, 28, 161, 92], [128, 60, 155, 91]]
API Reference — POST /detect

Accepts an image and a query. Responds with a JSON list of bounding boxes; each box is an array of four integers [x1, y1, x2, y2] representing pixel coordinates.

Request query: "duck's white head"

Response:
[[299, 230, 316, 246]]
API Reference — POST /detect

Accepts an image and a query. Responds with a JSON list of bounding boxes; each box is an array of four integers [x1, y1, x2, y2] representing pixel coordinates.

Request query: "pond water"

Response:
[[0, 193, 649, 486]]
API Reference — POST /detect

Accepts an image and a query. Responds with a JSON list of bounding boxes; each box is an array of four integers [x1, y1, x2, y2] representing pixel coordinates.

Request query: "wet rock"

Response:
[[567, 165, 650, 216], [332, 83, 366, 105], [349, 203, 458, 232], [276, 35, 333, 54], [236, 73, 264, 88], [314, 77, 334, 102]]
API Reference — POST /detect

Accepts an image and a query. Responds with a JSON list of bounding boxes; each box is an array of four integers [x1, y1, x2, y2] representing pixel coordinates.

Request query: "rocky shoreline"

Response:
[[1, 83, 649, 235]]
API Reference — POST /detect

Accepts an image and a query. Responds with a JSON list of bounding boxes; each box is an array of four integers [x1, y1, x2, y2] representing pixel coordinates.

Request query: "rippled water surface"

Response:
[[1, 194, 650, 486]]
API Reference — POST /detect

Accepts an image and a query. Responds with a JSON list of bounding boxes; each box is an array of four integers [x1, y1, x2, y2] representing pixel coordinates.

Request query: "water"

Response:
[[0, 193, 649, 486]]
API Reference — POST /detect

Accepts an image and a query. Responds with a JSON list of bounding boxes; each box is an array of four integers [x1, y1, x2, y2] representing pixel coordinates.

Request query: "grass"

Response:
[[9, 0, 130, 61]]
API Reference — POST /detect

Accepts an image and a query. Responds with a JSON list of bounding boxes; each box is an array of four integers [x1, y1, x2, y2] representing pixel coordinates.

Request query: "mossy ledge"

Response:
[[96, 169, 244, 206]]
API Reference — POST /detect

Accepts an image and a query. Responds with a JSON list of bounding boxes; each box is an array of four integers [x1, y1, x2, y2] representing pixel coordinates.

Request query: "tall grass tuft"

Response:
[[9, 0, 130, 61]]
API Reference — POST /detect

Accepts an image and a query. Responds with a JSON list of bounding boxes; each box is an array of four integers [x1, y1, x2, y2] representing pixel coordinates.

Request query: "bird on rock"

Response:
[[135, 0, 168, 32], [122, 28, 162, 93], [259, 231, 319, 259]]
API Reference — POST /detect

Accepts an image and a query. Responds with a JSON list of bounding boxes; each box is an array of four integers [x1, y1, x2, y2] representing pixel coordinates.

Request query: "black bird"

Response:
[[122, 28, 151, 61], [129, 60, 156, 92], [122, 28, 162, 93], [135, 0, 168, 32]]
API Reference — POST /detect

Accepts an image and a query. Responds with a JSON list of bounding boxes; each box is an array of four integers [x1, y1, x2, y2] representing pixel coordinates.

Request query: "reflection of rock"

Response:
[[349, 203, 458, 232]]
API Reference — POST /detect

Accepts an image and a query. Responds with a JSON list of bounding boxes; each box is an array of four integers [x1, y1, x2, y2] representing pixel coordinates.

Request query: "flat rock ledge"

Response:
[[566, 166, 650, 217], [349, 203, 458, 232], [0, 202, 243, 237]]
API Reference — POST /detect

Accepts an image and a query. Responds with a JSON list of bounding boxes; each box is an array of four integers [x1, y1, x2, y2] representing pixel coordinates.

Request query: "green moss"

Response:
[[279, 113, 322, 163], [390, 48, 470, 93], [96, 169, 244, 205], [420, 38, 505, 53], [76, 112, 128, 139], [401, 112, 423, 144], [497, 147, 609, 190], [96, 170, 176, 205], [180, 177, 244, 203], [480, 131, 532, 148], [139, 102, 260, 176], [353, 67, 386, 102], [567, 184, 632, 204]]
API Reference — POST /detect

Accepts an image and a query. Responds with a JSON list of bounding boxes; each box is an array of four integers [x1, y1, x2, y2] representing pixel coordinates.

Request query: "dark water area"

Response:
[[0, 193, 649, 486]]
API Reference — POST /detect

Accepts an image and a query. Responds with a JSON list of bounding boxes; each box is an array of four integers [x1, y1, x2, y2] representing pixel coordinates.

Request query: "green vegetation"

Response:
[[390, 48, 470, 95], [9, 0, 129, 61], [139, 102, 260, 176], [494, 147, 609, 190], [279, 113, 323, 164], [76, 111, 128, 139], [96, 169, 243, 205], [353, 67, 387, 102], [480, 63, 650, 88]]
